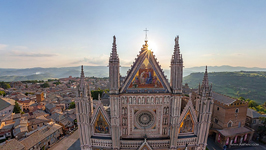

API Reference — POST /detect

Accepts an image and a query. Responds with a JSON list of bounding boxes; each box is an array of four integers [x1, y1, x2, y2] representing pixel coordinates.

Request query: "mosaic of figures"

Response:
[[121, 96, 171, 105], [94, 111, 110, 134], [129, 58, 163, 89], [180, 112, 194, 133]]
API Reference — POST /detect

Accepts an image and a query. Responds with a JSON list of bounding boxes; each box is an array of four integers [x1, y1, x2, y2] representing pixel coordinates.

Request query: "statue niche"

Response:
[[180, 113, 194, 133]]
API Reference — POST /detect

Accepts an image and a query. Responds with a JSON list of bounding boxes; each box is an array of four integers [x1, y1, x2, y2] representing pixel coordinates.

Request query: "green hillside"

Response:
[[183, 71, 266, 104]]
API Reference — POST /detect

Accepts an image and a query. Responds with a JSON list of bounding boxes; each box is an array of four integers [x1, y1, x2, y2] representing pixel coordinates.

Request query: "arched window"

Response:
[[156, 97, 159, 104], [236, 108, 239, 113], [217, 107, 219, 111], [122, 107, 125, 115], [166, 107, 169, 114], [133, 97, 136, 104], [215, 118, 218, 124], [121, 97, 124, 104], [228, 121, 232, 127], [129, 97, 132, 104], [125, 107, 127, 115]]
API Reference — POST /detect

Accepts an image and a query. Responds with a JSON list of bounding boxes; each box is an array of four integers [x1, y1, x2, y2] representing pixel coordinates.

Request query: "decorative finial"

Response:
[[144, 28, 149, 41], [175, 35, 179, 44], [113, 35, 116, 44]]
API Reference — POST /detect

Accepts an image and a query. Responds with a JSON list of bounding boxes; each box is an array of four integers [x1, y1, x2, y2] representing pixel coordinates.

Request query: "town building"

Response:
[[20, 122, 63, 150], [36, 92, 45, 103], [209, 93, 254, 148], [17, 100, 35, 112], [245, 108, 265, 130], [75, 36, 213, 150], [0, 98, 16, 117]]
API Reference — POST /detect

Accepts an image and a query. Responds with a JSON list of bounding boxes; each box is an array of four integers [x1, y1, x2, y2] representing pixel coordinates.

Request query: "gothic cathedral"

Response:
[[75, 35, 213, 150]]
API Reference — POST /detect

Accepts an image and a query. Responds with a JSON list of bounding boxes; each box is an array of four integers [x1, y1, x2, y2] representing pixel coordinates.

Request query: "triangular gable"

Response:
[[138, 139, 153, 150], [120, 49, 171, 93], [91, 101, 111, 134], [179, 98, 197, 128]]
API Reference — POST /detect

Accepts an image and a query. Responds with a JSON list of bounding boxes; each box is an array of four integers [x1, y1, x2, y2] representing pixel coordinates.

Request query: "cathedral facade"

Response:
[[75, 36, 213, 150]]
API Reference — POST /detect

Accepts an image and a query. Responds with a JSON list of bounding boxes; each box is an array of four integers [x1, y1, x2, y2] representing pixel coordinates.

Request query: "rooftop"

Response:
[[0, 98, 12, 111], [247, 108, 265, 118], [20, 122, 62, 150], [0, 139, 25, 150], [217, 126, 252, 137], [212, 92, 236, 105]]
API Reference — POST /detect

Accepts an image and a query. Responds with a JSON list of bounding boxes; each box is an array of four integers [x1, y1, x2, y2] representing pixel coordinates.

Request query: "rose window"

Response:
[[136, 111, 155, 128]]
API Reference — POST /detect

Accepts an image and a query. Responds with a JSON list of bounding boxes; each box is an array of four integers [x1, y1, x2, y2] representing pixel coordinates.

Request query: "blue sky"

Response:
[[0, 1, 265, 69]]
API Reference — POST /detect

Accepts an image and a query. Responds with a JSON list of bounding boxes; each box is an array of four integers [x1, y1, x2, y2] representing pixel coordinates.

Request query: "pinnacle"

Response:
[[202, 66, 209, 86], [81, 65, 85, 78], [171, 35, 182, 64], [110, 35, 119, 61]]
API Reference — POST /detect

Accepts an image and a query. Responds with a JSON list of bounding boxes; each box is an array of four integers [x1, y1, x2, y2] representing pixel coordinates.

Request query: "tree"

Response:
[[69, 102, 75, 109], [53, 81, 61, 86], [40, 82, 50, 88], [248, 100, 258, 108], [0, 91, 5, 96], [238, 97, 245, 101], [13, 101, 21, 114], [0, 82, 11, 89], [91, 89, 103, 100]]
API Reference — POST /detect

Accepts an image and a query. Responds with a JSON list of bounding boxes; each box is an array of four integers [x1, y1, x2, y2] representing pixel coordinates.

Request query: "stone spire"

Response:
[[171, 36, 183, 64], [81, 65, 85, 78], [170, 35, 183, 94], [199, 66, 212, 97], [201, 66, 209, 88], [110, 36, 119, 61], [197, 65, 213, 149], [75, 65, 93, 150], [78, 65, 87, 98], [109, 36, 120, 94]]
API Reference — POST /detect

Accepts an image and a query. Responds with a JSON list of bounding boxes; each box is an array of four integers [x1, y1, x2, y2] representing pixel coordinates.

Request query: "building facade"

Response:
[[209, 93, 254, 148], [75, 36, 213, 150]]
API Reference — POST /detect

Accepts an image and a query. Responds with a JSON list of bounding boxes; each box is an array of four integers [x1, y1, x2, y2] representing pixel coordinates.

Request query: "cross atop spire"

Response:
[[144, 28, 149, 41]]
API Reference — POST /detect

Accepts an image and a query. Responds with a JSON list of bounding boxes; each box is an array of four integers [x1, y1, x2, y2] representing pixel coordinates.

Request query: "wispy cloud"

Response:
[[230, 53, 246, 57], [120, 59, 133, 66], [10, 51, 57, 57], [71, 55, 109, 66], [14, 46, 28, 50], [202, 53, 220, 57], [0, 44, 8, 50]]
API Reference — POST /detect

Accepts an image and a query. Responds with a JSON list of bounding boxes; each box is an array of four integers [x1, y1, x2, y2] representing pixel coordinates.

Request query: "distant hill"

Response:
[[183, 71, 266, 104], [1, 65, 266, 82], [1, 66, 265, 104]]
